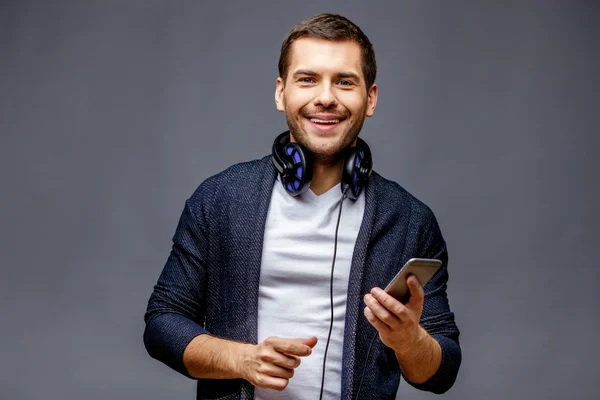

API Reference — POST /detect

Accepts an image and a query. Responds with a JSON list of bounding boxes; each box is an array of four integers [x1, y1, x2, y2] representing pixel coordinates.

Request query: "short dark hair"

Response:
[[278, 14, 377, 90]]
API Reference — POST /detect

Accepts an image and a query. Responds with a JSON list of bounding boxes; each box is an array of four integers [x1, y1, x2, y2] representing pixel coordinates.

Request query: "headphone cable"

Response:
[[354, 331, 378, 399], [319, 190, 347, 400]]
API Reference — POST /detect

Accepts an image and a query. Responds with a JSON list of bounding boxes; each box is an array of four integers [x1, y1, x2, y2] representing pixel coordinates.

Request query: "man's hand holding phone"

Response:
[[363, 275, 426, 355], [362, 258, 444, 384]]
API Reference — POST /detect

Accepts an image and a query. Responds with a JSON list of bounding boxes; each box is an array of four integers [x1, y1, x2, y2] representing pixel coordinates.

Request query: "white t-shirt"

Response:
[[254, 179, 365, 400]]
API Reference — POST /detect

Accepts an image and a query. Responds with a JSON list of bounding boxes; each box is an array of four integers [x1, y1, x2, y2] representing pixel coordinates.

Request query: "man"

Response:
[[144, 13, 461, 400]]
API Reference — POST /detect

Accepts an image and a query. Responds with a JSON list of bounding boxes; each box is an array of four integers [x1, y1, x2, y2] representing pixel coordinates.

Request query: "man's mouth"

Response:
[[305, 116, 346, 133], [302, 111, 347, 133], [309, 118, 341, 124]]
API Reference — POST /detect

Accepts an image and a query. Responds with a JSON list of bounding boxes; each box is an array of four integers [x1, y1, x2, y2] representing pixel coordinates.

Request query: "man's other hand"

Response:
[[240, 336, 318, 391]]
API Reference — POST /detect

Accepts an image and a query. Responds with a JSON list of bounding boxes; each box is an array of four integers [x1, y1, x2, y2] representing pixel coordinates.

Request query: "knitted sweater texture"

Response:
[[144, 156, 461, 399]]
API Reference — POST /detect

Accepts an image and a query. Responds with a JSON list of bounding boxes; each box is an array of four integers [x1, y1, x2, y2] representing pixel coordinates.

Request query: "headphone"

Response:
[[271, 131, 373, 200]]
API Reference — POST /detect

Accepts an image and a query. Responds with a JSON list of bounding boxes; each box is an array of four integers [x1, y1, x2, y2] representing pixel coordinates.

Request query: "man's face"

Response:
[[275, 38, 378, 159]]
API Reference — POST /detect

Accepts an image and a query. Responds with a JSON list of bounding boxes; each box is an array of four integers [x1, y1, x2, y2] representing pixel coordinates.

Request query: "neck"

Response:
[[310, 156, 344, 196]]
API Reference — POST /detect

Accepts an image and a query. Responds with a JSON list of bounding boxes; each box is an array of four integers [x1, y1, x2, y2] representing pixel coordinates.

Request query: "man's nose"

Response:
[[314, 84, 338, 108]]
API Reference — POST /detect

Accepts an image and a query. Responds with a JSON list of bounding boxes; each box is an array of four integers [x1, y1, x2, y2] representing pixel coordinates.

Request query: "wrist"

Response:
[[232, 342, 253, 380], [394, 326, 428, 360]]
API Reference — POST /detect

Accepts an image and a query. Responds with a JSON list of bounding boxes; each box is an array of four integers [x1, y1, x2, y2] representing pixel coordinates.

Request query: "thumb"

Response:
[[406, 275, 424, 306], [301, 336, 318, 348]]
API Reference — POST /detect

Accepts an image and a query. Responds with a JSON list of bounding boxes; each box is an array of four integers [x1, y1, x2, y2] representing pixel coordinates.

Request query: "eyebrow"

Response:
[[292, 69, 361, 82], [336, 71, 361, 82], [292, 69, 319, 78]]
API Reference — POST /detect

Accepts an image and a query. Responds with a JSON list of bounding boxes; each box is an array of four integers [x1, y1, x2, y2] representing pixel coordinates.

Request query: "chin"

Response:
[[305, 139, 347, 158]]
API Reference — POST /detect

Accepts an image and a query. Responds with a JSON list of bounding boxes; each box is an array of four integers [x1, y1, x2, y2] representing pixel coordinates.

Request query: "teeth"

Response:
[[310, 118, 340, 124]]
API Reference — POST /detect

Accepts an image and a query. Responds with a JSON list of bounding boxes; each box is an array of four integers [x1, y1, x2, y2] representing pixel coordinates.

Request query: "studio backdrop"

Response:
[[1, 1, 598, 399]]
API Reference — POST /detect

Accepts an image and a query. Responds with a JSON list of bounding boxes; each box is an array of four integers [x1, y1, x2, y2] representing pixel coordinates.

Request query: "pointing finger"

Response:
[[272, 338, 314, 357]]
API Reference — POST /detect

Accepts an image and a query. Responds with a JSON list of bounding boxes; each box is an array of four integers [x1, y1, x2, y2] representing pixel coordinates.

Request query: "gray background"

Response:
[[1, 1, 598, 399]]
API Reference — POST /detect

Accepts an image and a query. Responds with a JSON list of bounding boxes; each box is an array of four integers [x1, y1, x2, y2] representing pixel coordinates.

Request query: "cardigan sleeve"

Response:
[[403, 209, 462, 394], [143, 183, 215, 378]]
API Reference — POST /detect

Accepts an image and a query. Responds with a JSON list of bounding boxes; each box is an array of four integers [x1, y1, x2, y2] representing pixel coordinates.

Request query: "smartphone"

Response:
[[384, 258, 442, 303]]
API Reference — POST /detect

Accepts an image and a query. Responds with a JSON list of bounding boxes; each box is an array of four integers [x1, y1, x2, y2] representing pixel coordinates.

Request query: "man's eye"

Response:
[[300, 77, 314, 83], [338, 80, 353, 86]]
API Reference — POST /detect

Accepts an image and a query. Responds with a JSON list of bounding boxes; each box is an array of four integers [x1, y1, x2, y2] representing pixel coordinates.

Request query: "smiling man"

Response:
[[144, 14, 461, 400]]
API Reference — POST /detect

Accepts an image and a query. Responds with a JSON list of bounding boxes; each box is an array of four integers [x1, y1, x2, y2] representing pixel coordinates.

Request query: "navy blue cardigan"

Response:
[[144, 156, 461, 399]]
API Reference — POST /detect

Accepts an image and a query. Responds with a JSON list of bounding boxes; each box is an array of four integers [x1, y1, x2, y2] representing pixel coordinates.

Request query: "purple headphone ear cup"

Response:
[[271, 131, 313, 196], [341, 138, 372, 200]]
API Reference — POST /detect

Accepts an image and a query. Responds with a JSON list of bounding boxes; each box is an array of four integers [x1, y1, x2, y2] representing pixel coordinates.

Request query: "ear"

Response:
[[365, 83, 378, 117], [275, 77, 285, 112]]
